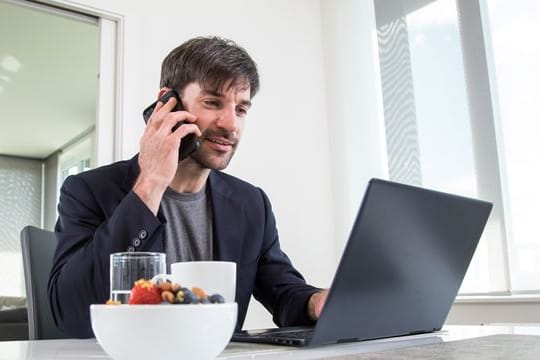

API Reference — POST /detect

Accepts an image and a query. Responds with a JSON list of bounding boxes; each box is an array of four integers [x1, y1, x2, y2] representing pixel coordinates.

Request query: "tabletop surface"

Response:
[[2, 325, 540, 360]]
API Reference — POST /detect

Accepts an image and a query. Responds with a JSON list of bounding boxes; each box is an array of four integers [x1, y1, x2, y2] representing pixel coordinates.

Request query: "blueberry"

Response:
[[176, 288, 199, 304], [208, 294, 225, 304]]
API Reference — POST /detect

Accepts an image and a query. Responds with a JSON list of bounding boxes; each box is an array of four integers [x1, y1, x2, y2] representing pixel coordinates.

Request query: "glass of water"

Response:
[[110, 252, 166, 303]]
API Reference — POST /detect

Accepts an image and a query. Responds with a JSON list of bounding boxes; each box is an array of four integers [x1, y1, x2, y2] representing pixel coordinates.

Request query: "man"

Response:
[[48, 36, 327, 338]]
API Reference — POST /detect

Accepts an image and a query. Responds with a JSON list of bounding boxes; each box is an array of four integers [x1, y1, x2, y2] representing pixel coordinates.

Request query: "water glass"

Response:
[[110, 252, 166, 303]]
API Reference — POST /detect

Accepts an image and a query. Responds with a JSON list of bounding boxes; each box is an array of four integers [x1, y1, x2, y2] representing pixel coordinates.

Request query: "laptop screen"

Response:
[[310, 179, 492, 345]]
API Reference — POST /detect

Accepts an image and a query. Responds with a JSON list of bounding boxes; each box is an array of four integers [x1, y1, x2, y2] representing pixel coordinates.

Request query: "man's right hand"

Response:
[[133, 96, 201, 215]]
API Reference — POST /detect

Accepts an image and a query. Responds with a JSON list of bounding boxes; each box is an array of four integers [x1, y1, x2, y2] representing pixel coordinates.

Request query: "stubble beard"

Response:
[[189, 130, 239, 170]]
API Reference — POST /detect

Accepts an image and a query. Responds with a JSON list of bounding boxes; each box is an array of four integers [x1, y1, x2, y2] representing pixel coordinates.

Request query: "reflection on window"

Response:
[[62, 158, 91, 181]]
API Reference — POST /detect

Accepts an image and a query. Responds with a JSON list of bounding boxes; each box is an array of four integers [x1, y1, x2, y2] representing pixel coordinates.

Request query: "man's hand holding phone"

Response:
[[134, 93, 201, 215]]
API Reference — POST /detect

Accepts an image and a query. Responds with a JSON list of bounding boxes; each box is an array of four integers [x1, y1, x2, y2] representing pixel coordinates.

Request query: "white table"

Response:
[[1, 325, 540, 359]]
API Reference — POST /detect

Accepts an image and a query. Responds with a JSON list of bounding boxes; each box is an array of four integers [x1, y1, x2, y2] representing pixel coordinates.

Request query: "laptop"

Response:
[[232, 178, 492, 347]]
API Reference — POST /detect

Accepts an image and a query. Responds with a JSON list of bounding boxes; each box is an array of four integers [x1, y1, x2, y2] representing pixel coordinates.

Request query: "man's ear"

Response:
[[157, 87, 171, 100]]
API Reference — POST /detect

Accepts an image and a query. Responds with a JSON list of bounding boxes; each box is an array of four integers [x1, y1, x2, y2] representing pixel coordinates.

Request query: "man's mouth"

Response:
[[205, 136, 235, 148]]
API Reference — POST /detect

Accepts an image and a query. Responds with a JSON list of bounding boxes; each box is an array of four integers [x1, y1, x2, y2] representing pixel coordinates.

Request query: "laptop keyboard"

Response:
[[265, 328, 314, 341], [232, 326, 315, 346]]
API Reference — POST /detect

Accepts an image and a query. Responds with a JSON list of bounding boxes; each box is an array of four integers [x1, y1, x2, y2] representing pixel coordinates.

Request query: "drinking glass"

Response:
[[110, 252, 166, 303]]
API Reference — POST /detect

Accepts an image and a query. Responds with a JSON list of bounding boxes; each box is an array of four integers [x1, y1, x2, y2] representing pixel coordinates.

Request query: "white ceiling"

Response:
[[0, 1, 99, 159]]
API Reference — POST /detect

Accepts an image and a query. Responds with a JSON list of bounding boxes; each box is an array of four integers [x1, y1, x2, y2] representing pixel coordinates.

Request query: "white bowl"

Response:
[[90, 303, 237, 360]]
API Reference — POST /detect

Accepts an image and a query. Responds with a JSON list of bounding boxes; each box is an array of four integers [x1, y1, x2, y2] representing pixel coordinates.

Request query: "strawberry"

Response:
[[128, 279, 161, 304]]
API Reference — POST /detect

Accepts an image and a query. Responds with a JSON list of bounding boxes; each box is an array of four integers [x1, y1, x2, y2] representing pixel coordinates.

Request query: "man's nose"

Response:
[[216, 106, 238, 132]]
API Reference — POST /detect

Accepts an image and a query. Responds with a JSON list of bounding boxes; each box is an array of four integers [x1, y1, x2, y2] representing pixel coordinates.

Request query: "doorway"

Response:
[[0, 0, 119, 301]]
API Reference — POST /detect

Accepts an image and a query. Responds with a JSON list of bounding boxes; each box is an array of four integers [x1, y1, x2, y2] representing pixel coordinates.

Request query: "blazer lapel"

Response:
[[208, 172, 245, 262]]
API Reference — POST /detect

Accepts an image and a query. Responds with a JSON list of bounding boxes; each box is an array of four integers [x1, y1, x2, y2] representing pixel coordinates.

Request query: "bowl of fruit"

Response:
[[90, 279, 237, 360]]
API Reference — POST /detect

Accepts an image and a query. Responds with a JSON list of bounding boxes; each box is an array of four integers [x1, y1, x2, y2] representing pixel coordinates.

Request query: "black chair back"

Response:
[[21, 225, 67, 340]]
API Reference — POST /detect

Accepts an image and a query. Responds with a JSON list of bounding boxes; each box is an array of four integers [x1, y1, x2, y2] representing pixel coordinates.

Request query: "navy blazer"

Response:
[[48, 155, 318, 338]]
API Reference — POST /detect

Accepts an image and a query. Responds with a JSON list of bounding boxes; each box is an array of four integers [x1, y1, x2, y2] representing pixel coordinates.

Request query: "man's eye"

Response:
[[204, 100, 220, 107], [236, 107, 248, 116]]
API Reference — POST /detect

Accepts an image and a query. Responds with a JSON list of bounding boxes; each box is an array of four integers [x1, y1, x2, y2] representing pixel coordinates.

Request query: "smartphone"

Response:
[[142, 89, 200, 161]]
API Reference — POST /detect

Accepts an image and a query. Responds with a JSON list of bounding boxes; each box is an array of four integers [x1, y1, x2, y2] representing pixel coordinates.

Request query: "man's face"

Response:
[[181, 82, 251, 170]]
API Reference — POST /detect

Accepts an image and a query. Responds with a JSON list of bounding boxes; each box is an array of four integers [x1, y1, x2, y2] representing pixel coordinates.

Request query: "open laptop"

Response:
[[232, 178, 492, 347]]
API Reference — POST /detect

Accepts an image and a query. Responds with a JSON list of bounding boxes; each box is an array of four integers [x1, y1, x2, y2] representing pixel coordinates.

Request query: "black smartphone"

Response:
[[142, 90, 200, 161]]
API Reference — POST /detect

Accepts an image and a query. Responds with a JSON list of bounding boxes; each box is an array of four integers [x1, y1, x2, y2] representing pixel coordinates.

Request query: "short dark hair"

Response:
[[160, 36, 259, 99]]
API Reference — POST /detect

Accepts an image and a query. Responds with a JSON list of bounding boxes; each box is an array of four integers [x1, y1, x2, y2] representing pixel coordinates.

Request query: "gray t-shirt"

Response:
[[161, 185, 213, 269]]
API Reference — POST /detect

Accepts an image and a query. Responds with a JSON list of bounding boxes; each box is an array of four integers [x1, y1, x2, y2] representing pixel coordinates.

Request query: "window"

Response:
[[59, 133, 94, 186], [0, 156, 41, 296], [374, 0, 540, 294], [486, 0, 540, 292]]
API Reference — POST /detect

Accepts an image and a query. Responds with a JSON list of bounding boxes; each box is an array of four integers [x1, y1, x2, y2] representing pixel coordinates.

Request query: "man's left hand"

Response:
[[307, 289, 329, 321]]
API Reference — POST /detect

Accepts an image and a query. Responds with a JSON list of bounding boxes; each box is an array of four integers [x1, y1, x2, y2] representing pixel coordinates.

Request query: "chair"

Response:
[[20, 225, 68, 340]]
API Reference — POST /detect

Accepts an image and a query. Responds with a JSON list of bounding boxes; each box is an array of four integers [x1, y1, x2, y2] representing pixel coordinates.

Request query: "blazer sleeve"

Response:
[[252, 189, 320, 327], [48, 174, 163, 338]]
